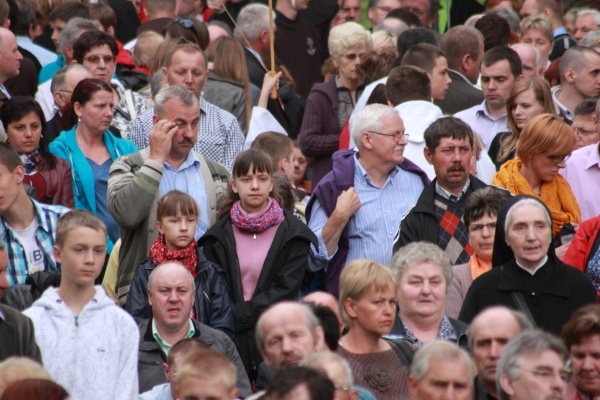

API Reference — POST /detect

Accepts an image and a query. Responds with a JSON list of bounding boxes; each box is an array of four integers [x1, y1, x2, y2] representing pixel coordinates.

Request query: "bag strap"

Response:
[[501, 266, 537, 328], [384, 337, 414, 367]]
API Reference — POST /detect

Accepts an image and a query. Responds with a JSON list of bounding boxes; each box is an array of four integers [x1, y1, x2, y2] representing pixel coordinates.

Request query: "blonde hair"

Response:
[[0, 357, 51, 396], [521, 15, 553, 43], [516, 113, 576, 164], [328, 21, 372, 58], [338, 260, 396, 325], [177, 350, 237, 390]]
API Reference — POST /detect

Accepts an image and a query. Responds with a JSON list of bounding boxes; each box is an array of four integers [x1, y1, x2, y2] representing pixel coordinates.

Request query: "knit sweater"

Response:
[[107, 148, 230, 305]]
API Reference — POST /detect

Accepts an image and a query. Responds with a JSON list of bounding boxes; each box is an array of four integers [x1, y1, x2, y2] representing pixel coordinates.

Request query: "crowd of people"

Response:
[[0, 0, 599, 398]]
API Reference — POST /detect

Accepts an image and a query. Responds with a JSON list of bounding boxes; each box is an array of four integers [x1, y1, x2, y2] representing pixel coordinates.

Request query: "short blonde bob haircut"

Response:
[[521, 15, 553, 44], [338, 259, 396, 326], [516, 113, 577, 165], [328, 21, 372, 59]]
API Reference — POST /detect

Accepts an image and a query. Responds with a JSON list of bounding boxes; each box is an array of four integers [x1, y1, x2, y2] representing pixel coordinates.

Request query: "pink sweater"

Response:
[[232, 201, 282, 301]]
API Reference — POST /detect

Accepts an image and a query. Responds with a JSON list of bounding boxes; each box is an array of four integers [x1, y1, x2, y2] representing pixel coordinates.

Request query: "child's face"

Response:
[[54, 226, 106, 288], [283, 150, 295, 181], [231, 165, 273, 214], [157, 211, 197, 251]]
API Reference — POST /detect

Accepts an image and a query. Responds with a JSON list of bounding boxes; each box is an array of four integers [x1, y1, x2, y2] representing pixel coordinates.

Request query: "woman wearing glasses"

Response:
[[50, 79, 138, 254], [492, 114, 581, 253], [299, 21, 371, 187]]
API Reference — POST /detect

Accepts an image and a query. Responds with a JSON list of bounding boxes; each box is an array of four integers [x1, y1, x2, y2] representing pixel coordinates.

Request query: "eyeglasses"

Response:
[[518, 367, 570, 383], [573, 126, 597, 137], [367, 130, 410, 140], [334, 383, 353, 392], [546, 154, 568, 165], [341, 52, 366, 61], [470, 222, 496, 233], [83, 55, 115, 65]]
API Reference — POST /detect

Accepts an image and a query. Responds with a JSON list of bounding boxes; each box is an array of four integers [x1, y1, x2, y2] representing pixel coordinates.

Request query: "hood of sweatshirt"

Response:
[[395, 100, 443, 144]]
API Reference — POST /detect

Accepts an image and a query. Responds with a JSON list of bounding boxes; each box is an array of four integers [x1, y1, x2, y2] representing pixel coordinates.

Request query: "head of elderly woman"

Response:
[[338, 259, 397, 334], [391, 242, 452, 321], [328, 21, 372, 85]]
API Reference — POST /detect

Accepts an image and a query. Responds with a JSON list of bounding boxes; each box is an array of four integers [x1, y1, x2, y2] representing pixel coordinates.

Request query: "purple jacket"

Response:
[[306, 150, 430, 296]]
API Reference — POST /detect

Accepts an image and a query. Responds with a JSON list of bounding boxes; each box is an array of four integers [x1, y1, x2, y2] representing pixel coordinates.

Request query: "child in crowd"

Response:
[[23, 210, 139, 400], [125, 190, 235, 340]]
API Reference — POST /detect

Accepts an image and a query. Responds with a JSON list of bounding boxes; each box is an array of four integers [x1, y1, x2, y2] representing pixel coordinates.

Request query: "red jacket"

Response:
[[563, 216, 600, 272]]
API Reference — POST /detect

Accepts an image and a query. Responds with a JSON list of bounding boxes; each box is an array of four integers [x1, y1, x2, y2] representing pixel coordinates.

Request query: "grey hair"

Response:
[[350, 104, 400, 150], [328, 21, 372, 58], [147, 261, 196, 292], [51, 64, 91, 94], [255, 302, 320, 351], [581, 30, 600, 47], [150, 71, 164, 99], [153, 85, 198, 119], [391, 241, 453, 288], [234, 4, 274, 43], [577, 9, 600, 27], [466, 306, 534, 350], [496, 331, 568, 400], [59, 17, 98, 54], [301, 352, 354, 389], [504, 198, 551, 240], [411, 341, 475, 383]]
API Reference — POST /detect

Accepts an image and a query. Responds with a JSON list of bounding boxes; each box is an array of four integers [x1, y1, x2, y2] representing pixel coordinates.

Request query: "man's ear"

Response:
[[564, 68, 575, 84], [106, 26, 115, 37], [424, 147, 434, 165], [461, 53, 474, 73], [259, 29, 270, 45], [407, 375, 418, 398], [53, 92, 65, 110], [53, 244, 62, 264], [515, 74, 524, 82], [162, 362, 169, 379], [499, 374, 516, 397], [152, 114, 160, 125]]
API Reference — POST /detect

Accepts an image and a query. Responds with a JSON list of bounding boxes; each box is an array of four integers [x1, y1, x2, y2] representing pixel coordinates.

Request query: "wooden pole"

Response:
[[268, 0, 277, 99]]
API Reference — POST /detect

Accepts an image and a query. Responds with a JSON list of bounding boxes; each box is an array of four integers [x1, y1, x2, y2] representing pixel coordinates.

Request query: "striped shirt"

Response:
[[308, 154, 425, 272], [2, 199, 70, 285], [128, 97, 244, 172]]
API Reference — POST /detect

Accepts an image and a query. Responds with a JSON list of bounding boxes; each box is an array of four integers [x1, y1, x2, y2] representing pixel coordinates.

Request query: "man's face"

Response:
[[430, 56, 452, 101], [0, 250, 9, 299], [163, 50, 208, 97], [0, 30, 22, 81], [260, 305, 320, 370], [519, 0, 540, 19], [363, 114, 408, 167], [55, 68, 94, 111], [481, 60, 518, 113], [0, 163, 23, 214], [50, 19, 67, 53], [147, 265, 195, 331], [572, 113, 599, 149], [408, 356, 473, 400], [155, 97, 200, 162], [570, 52, 600, 99], [176, 376, 237, 400], [54, 227, 106, 288], [341, 0, 361, 22], [81, 44, 116, 83], [570, 334, 600, 397], [512, 45, 539, 78], [470, 309, 522, 388], [573, 14, 599, 43], [368, 0, 402, 26], [401, 0, 436, 27], [500, 350, 568, 400], [425, 136, 472, 194]]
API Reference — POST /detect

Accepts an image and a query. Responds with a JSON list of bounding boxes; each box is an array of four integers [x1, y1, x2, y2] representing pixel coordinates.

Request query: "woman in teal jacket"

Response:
[[50, 78, 137, 253]]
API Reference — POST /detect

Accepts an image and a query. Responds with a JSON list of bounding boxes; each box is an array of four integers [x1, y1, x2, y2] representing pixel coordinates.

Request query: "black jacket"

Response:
[[435, 70, 484, 115], [458, 257, 596, 335], [137, 318, 251, 396], [0, 304, 41, 362], [125, 247, 235, 341], [198, 210, 317, 379], [394, 175, 488, 253]]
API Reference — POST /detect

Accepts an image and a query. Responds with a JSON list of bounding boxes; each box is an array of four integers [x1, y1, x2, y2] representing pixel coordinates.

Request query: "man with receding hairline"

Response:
[[0, 27, 23, 107]]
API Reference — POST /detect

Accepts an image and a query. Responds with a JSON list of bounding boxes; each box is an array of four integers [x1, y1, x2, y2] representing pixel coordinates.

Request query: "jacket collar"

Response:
[[497, 258, 570, 297]]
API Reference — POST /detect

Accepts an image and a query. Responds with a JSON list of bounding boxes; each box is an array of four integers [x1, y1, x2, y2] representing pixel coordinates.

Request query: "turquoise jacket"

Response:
[[49, 126, 138, 252]]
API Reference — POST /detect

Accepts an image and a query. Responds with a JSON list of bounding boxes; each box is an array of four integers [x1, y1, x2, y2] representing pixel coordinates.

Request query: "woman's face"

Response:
[[333, 44, 368, 85], [157, 210, 197, 251], [397, 262, 447, 321], [231, 165, 273, 214], [81, 44, 116, 83], [511, 89, 545, 131], [6, 111, 42, 154], [292, 148, 308, 186], [570, 334, 600, 397], [468, 213, 497, 262], [528, 152, 567, 183], [521, 28, 553, 62], [505, 203, 551, 270], [345, 283, 396, 336], [75, 90, 115, 134]]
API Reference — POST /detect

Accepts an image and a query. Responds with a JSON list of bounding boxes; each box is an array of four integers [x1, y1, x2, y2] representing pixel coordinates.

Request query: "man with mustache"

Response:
[[307, 104, 429, 296], [108, 85, 230, 306], [394, 116, 489, 266], [468, 307, 533, 399], [497, 331, 569, 400]]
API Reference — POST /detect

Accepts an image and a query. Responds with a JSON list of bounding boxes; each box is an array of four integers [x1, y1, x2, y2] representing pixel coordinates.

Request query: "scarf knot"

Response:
[[230, 198, 284, 233], [149, 234, 198, 277]]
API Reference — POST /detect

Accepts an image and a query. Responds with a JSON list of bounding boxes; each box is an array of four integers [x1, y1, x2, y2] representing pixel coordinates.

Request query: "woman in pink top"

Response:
[[199, 149, 317, 382]]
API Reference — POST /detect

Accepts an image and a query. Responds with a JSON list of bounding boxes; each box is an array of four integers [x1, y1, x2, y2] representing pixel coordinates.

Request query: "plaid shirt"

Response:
[[129, 97, 243, 172], [2, 199, 70, 285]]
